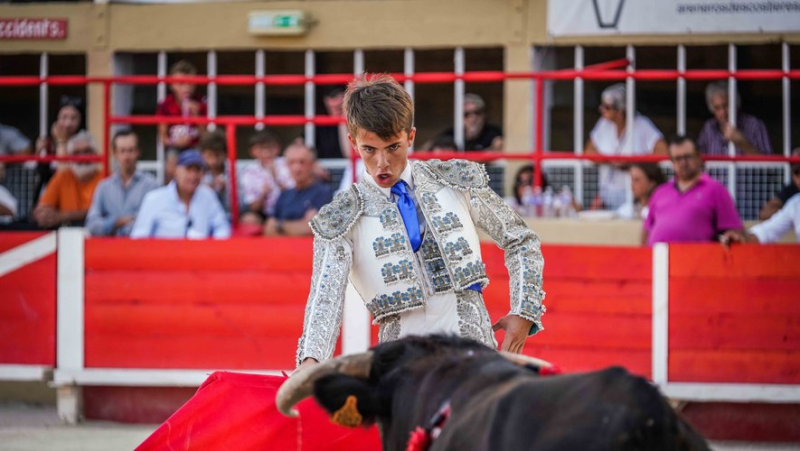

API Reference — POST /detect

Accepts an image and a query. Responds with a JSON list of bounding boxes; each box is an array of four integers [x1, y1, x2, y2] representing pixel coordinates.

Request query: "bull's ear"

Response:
[[313, 374, 387, 426]]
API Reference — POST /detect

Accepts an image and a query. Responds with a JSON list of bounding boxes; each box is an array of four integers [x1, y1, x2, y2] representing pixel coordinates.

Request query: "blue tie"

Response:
[[391, 181, 421, 252]]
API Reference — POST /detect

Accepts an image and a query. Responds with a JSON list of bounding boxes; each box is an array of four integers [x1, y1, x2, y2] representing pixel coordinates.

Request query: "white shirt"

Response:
[[240, 158, 294, 216], [750, 193, 800, 243], [131, 182, 231, 239], [590, 114, 663, 209]]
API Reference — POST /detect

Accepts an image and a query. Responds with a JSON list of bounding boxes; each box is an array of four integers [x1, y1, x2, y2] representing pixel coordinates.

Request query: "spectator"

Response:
[[199, 130, 229, 210], [131, 150, 229, 239], [157, 60, 207, 152], [0, 122, 31, 188], [264, 143, 332, 236], [85, 130, 158, 237], [33, 96, 84, 205], [505, 165, 548, 215], [314, 86, 350, 159], [32, 131, 102, 229], [698, 80, 771, 156], [584, 84, 667, 210], [430, 136, 458, 154], [240, 130, 295, 226], [642, 135, 743, 246], [739, 193, 800, 244], [434, 93, 503, 151], [615, 163, 666, 220], [0, 122, 32, 155], [0, 185, 16, 220], [758, 147, 800, 220]]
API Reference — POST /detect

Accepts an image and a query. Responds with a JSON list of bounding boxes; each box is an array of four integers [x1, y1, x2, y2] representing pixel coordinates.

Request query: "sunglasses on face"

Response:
[[671, 154, 697, 163]]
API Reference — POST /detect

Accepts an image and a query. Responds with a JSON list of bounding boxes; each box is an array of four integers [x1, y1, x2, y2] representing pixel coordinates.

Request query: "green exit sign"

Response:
[[248, 10, 309, 36]]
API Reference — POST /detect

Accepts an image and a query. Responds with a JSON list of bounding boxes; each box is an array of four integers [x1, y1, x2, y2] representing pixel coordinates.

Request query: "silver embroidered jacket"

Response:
[[296, 159, 545, 365]]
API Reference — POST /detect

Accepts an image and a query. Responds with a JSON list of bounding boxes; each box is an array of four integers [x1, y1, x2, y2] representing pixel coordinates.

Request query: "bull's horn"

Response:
[[276, 352, 374, 417], [500, 351, 553, 370]]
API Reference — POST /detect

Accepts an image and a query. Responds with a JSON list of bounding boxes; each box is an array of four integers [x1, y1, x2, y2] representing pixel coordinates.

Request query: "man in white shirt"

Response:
[[734, 194, 800, 244], [131, 150, 230, 239]]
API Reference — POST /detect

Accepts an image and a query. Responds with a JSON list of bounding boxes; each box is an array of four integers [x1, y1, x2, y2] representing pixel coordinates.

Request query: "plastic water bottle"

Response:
[[559, 186, 576, 218], [521, 185, 534, 217], [531, 186, 543, 217], [543, 186, 555, 218]]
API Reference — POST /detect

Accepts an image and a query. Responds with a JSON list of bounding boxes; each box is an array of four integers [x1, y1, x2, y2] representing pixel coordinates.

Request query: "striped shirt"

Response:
[[697, 113, 772, 156], [85, 171, 159, 237]]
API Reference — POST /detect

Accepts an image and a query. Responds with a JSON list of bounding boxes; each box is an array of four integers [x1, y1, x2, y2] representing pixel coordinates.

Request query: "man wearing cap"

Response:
[[131, 149, 230, 239]]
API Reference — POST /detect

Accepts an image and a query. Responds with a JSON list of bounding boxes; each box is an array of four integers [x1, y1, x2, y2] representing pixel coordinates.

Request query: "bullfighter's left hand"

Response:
[[492, 315, 533, 354]]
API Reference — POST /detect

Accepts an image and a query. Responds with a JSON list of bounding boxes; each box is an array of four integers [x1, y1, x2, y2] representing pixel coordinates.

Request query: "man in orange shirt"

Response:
[[33, 131, 103, 229]]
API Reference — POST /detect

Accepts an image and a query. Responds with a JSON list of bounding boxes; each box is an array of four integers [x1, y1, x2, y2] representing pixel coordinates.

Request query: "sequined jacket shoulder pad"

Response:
[[420, 159, 491, 192], [309, 184, 363, 241]]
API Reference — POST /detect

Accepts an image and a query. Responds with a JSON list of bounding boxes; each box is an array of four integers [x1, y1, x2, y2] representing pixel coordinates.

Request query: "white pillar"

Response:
[[574, 45, 585, 204], [304, 50, 315, 146], [651, 243, 669, 387], [156, 51, 167, 184], [56, 228, 86, 424], [677, 45, 686, 136], [454, 47, 465, 151], [255, 49, 265, 131], [39, 53, 49, 139]]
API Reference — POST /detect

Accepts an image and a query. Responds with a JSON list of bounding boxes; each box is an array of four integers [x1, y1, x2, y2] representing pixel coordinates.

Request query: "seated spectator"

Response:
[[585, 84, 667, 210], [0, 122, 32, 155], [157, 60, 207, 152], [85, 130, 159, 237], [0, 122, 31, 191], [615, 163, 666, 220], [314, 86, 350, 159], [505, 165, 549, 216], [434, 93, 503, 151], [758, 147, 800, 220], [0, 185, 16, 220], [131, 150, 229, 239], [32, 131, 102, 229], [739, 193, 800, 244], [642, 135, 743, 246], [430, 136, 458, 154], [199, 130, 229, 210], [34, 96, 84, 207], [698, 81, 771, 155], [240, 130, 295, 226], [264, 143, 332, 236]]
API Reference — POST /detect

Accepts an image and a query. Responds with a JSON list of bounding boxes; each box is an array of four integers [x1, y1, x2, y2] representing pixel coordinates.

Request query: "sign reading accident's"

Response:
[[548, 0, 800, 37], [0, 18, 68, 40]]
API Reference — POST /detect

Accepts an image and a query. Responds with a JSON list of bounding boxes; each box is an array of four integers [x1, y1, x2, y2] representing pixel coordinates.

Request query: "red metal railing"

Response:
[[1, 61, 798, 228]]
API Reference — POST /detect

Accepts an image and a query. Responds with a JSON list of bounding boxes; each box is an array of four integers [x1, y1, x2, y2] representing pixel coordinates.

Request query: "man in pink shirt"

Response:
[[642, 135, 744, 247]]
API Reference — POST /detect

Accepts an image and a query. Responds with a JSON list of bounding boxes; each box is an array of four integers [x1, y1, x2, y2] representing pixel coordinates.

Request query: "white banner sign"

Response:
[[548, 0, 800, 37]]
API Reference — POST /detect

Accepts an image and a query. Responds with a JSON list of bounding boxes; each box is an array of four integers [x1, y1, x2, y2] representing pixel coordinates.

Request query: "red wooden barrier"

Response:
[[84, 237, 318, 370], [0, 232, 56, 366], [668, 244, 800, 384]]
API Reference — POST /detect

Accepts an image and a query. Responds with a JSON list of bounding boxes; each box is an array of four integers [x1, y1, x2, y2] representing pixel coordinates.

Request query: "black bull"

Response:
[[277, 335, 710, 451]]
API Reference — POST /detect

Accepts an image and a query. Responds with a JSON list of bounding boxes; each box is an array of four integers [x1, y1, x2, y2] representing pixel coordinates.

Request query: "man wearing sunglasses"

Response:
[[642, 135, 744, 247], [434, 93, 503, 152]]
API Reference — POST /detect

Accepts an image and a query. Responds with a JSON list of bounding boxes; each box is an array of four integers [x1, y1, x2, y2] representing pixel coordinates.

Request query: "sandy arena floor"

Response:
[[0, 403, 798, 451]]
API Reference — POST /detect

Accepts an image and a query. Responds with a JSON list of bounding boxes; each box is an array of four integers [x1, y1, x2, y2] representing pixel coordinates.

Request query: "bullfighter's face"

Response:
[[350, 128, 416, 189]]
